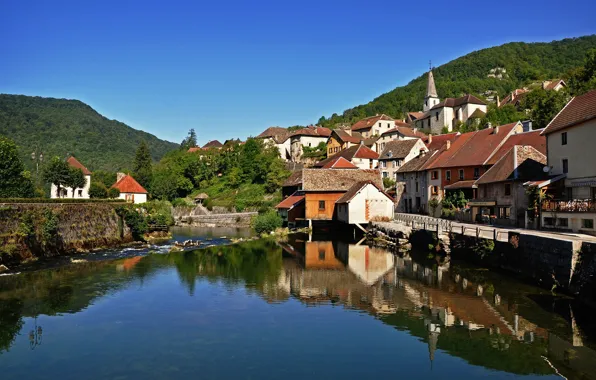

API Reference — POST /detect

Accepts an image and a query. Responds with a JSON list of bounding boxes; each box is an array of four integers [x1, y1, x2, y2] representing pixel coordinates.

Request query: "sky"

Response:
[[1, 0, 595, 145]]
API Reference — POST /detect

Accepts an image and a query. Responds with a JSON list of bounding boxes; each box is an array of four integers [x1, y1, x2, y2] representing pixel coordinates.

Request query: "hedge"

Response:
[[0, 198, 126, 204]]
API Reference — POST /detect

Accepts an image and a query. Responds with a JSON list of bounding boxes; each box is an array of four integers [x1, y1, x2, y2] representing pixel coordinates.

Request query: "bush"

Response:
[[382, 177, 396, 189], [107, 187, 120, 199], [252, 211, 282, 234], [0, 198, 124, 204], [89, 182, 108, 199]]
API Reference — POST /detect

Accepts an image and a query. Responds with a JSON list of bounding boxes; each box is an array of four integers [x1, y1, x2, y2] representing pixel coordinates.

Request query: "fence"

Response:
[[394, 213, 507, 241]]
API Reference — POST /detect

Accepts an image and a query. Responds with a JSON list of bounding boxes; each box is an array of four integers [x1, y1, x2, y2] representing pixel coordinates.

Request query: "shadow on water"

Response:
[[1, 230, 596, 379]]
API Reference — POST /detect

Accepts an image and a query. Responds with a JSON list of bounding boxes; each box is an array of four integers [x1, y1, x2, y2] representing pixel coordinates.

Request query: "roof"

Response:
[[485, 130, 546, 165], [475, 145, 547, 185], [379, 139, 424, 160], [257, 126, 287, 138], [543, 79, 566, 91], [425, 132, 460, 151], [426, 70, 438, 98], [336, 181, 394, 204], [194, 193, 209, 199], [350, 114, 394, 131], [542, 90, 596, 135], [407, 112, 425, 121], [314, 145, 378, 167], [301, 169, 381, 192], [426, 122, 520, 169], [499, 89, 529, 107], [291, 126, 331, 138], [396, 151, 437, 173], [524, 173, 566, 189], [331, 129, 364, 144], [444, 180, 477, 190], [282, 170, 303, 187], [275, 193, 305, 209], [188, 147, 202, 153], [111, 174, 148, 194], [67, 156, 91, 175], [202, 140, 223, 149], [321, 156, 358, 169], [430, 94, 487, 110], [381, 125, 427, 139]]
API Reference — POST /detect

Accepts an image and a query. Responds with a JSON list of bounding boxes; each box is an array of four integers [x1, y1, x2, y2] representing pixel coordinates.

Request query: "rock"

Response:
[[0, 264, 9, 273]]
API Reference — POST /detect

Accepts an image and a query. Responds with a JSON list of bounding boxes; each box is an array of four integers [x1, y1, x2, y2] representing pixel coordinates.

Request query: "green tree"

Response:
[[265, 159, 290, 193], [92, 170, 117, 187], [0, 135, 34, 198], [239, 138, 261, 182], [133, 141, 153, 190], [522, 89, 569, 129], [108, 187, 120, 199], [180, 129, 198, 150], [568, 48, 596, 95], [66, 167, 86, 198], [43, 157, 71, 198], [89, 182, 108, 198]]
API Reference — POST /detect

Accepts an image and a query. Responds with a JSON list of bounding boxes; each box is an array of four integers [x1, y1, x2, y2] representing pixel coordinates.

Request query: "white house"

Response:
[[314, 144, 379, 170], [375, 122, 427, 153], [336, 181, 394, 225], [289, 126, 332, 162], [50, 156, 92, 199], [378, 139, 428, 181], [111, 173, 148, 204], [350, 114, 396, 139], [256, 126, 291, 161]]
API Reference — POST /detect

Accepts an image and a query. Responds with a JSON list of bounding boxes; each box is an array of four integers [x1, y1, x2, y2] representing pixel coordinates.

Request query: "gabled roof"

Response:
[[542, 90, 596, 135], [430, 94, 487, 110], [396, 151, 437, 174], [444, 180, 477, 190], [275, 193, 305, 209], [336, 181, 394, 204], [543, 79, 566, 91], [469, 108, 486, 119], [425, 132, 460, 151], [350, 114, 394, 131], [381, 125, 427, 139], [282, 170, 303, 187], [475, 145, 547, 185], [291, 126, 332, 138], [331, 129, 364, 144], [301, 169, 381, 192], [314, 145, 378, 167], [202, 140, 223, 149], [188, 147, 202, 153], [499, 89, 529, 107], [67, 156, 91, 175], [111, 175, 148, 194], [407, 111, 425, 121], [257, 126, 287, 138], [321, 156, 358, 169], [379, 139, 424, 160], [486, 129, 546, 165]]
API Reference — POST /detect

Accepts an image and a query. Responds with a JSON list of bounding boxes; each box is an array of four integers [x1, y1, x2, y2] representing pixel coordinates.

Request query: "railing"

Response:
[[394, 213, 453, 231], [542, 199, 596, 213]]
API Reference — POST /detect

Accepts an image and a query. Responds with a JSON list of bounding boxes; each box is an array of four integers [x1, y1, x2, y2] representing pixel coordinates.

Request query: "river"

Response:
[[0, 228, 595, 379]]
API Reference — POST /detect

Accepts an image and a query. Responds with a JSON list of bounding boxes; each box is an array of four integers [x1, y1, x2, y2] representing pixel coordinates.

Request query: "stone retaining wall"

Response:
[[178, 212, 257, 227]]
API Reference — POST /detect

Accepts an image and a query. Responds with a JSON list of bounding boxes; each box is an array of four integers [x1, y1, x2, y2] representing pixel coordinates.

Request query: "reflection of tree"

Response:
[[0, 299, 24, 354]]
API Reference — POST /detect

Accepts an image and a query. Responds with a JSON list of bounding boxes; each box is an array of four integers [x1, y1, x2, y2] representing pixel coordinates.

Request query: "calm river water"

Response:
[[0, 229, 595, 379]]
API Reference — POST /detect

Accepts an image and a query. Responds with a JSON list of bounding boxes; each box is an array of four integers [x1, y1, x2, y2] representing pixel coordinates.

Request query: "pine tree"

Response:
[[180, 129, 198, 150], [133, 141, 153, 190], [0, 135, 34, 198]]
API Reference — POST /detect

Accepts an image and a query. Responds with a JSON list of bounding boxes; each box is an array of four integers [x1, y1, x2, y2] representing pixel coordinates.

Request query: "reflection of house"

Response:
[[540, 90, 596, 235], [336, 181, 394, 225], [111, 173, 148, 204], [315, 144, 379, 170], [344, 245, 395, 285], [50, 157, 92, 199], [304, 241, 344, 270]]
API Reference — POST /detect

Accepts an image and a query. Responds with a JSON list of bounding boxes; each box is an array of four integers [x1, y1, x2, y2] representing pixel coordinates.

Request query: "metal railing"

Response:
[[542, 199, 596, 213]]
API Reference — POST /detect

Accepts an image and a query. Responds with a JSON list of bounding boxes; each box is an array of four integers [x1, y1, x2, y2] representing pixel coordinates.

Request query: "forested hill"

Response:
[[318, 35, 596, 127], [0, 94, 177, 171]]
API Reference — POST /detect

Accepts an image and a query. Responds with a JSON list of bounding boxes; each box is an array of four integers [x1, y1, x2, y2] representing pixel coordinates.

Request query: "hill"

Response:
[[318, 35, 596, 127], [0, 94, 178, 171]]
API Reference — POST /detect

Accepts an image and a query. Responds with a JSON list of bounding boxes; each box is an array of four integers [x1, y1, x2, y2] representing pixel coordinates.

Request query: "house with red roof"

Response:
[[336, 181, 394, 225], [374, 121, 427, 153], [256, 126, 292, 161], [349, 114, 396, 138], [50, 156, 92, 199], [288, 125, 331, 162], [326, 129, 366, 156], [314, 144, 379, 170], [539, 89, 596, 235], [111, 173, 148, 204], [275, 192, 305, 227]]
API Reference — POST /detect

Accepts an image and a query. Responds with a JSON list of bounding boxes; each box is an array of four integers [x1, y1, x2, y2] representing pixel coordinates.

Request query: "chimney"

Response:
[[446, 140, 451, 150], [486, 122, 492, 129], [420, 148, 427, 156], [493, 125, 500, 134], [428, 134, 433, 144], [117, 172, 126, 182], [413, 128, 418, 134]]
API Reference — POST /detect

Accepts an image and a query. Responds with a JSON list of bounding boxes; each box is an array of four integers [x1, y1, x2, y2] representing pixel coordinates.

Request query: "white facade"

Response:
[[290, 135, 328, 161], [358, 119, 396, 139], [351, 157, 378, 170], [379, 139, 428, 181], [263, 137, 291, 161], [337, 183, 394, 224], [118, 192, 148, 204], [50, 174, 91, 199], [417, 103, 487, 135]]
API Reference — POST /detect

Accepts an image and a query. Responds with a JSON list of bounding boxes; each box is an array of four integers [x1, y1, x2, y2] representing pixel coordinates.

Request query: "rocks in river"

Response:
[[174, 240, 203, 248], [70, 259, 87, 264], [0, 264, 9, 273]]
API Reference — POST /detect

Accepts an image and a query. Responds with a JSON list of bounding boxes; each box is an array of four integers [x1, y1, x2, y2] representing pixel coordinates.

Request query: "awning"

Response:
[[523, 173, 566, 189], [468, 201, 496, 207], [570, 178, 596, 187]]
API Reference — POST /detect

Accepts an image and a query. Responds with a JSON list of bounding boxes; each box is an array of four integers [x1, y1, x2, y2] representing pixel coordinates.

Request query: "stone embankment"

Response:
[[173, 205, 257, 227]]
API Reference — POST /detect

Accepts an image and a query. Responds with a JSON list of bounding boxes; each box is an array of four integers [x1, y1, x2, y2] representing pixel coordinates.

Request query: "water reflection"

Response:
[[0, 236, 595, 379]]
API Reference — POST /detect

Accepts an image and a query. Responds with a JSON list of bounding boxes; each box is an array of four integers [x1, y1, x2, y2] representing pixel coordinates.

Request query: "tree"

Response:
[[522, 89, 569, 129], [89, 182, 108, 198], [265, 160, 290, 193], [428, 197, 440, 216], [108, 187, 120, 199], [180, 129, 198, 150], [43, 157, 71, 198], [568, 48, 596, 96], [239, 138, 261, 182], [0, 136, 34, 198], [92, 170, 117, 187], [133, 141, 153, 190], [66, 168, 86, 198]]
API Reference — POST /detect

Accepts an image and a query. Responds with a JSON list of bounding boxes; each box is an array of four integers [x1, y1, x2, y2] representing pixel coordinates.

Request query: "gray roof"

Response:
[[396, 151, 437, 173], [302, 169, 381, 192], [379, 139, 421, 160]]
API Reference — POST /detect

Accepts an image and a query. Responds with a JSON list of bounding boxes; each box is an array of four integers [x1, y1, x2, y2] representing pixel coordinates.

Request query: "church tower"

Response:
[[423, 70, 440, 112]]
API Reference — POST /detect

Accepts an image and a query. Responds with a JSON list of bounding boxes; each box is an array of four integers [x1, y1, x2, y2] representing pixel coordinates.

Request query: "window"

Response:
[[318, 201, 326, 211], [432, 186, 438, 195], [544, 217, 555, 226], [565, 187, 573, 201], [558, 218, 569, 227], [483, 186, 487, 198], [318, 247, 326, 260], [474, 168, 480, 179], [308, 143, 312, 147], [428, 119, 431, 128], [562, 132, 567, 145], [387, 123, 390, 128], [592, 187, 596, 200], [504, 184, 511, 196], [562, 158, 569, 174], [582, 219, 594, 229], [397, 159, 403, 166], [499, 207, 511, 219], [369, 159, 373, 169], [435, 112, 439, 121], [432, 171, 438, 180], [459, 169, 464, 181], [446, 170, 451, 182], [415, 182, 419, 192], [382, 171, 388, 178], [78, 189, 83, 197], [381, 161, 387, 168]]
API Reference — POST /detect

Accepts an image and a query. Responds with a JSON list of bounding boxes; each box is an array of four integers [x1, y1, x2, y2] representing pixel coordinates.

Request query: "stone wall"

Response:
[[177, 212, 257, 227]]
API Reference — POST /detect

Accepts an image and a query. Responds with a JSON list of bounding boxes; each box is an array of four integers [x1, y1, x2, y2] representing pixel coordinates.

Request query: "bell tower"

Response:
[[423, 64, 440, 112]]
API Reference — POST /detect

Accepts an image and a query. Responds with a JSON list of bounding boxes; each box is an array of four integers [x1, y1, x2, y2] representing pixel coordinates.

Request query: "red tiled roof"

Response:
[[336, 181, 394, 204], [425, 132, 460, 151], [188, 147, 202, 153], [275, 193, 305, 209], [321, 156, 358, 169], [542, 90, 596, 135], [257, 126, 287, 138], [444, 180, 477, 190], [332, 129, 364, 144], [407, 112, 425, 121], [351, 114, 394, 131], [430, 94, 487, 110], [476, 146, 547, 185], [314, 145, 378, 167], [381, 125, 427, 139], [111, 175, 148, 194], [499, 89, 529, 107], [543, 79, 566, 91], [67, 156, 91, 175], [202, 140, 223, 149], [485, 130, 546, 165], [291, 126, 332, 138]]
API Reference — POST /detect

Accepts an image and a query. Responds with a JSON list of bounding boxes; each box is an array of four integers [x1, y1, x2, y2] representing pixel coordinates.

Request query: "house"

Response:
[[111, 173, 148, 204], [202, 140, 223, 149], [425, 132, 460, 151], [375, 122, 427, 152], [378, 139, 428, 181], [470, 145, 547, 227], [50, 157, 92, 199], [281, 170, 303, 198], [275, 192, 305, 227], [540, 89, 596, 235], [395, 150, 439, 214], [319, 156, 359, 169], [315, 144, 379, 170], [256, 126, 291, 160], [499, 89, 530, 108], [349, 114, 396, 138], [542, 79, 567, 91], [336, 181, 394, 225], [289, 126, 331, 162], [326, 129, 365, 156], [412, 70, 488, 134]]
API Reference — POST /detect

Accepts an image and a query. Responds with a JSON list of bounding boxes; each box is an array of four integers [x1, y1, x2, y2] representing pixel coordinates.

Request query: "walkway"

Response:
[[394, 213, 596, 243]]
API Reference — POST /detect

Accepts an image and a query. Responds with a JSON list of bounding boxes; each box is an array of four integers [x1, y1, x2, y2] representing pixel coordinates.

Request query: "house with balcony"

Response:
[[540, 90, 596, 235]]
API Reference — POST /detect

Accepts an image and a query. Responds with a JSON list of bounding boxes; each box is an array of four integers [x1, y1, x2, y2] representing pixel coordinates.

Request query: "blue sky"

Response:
[[1, 0, 595, 145]]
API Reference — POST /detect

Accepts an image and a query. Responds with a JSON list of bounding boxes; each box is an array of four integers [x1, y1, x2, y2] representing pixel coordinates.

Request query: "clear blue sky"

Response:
[[1, 0, 594, 145]]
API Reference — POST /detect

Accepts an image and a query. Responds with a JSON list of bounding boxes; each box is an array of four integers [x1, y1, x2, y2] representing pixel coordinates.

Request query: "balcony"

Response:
[[541, 199, 596, 213]]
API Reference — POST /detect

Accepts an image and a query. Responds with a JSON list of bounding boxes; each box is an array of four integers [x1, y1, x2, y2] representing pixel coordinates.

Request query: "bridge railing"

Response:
[[394, 213, 453, 232]]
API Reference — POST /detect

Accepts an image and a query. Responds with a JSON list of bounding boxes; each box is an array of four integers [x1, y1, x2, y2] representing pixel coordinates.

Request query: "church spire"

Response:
[[426, 70, 438, 98]]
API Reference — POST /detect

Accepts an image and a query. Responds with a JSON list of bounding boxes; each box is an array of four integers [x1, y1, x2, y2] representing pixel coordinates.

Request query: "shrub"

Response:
[[252, 211, 282, 234], [382, 177, 396, 189], [0, 198, 124, 204], [171, 198, 192, 207], [107, 187, 120, 199]]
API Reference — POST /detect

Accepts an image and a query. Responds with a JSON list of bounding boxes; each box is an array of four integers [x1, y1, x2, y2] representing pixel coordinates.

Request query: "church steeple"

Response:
[[424, 69, 440, 112]]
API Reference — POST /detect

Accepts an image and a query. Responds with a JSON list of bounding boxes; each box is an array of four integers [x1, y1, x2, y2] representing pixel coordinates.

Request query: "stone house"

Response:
[[375, 122, 427, 153], [395, 150, 439, 214], [50, 156, 92, 199], [256, 126, 291, 161], [289, 126, 331, 162], [540, 90, 596, 235], [315, 144, 379, 170], [378, 139, 428, 181], [111, 173, 148, 204]]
